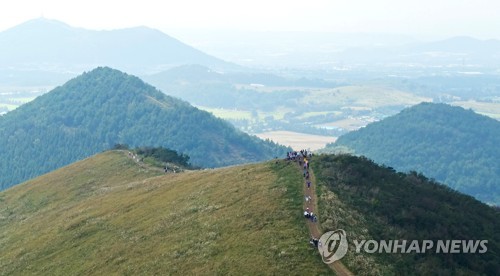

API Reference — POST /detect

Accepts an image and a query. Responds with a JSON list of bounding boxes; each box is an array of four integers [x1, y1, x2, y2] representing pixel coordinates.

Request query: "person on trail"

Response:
[[310, 237, 319, 247], [304, 210, 310, 218], [307, 181, 311, 188], [310, 213, 317, 222]]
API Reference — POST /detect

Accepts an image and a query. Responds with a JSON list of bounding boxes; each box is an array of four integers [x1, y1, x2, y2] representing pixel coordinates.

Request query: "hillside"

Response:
[[328, 102, 500, 205], [0, 67, 287, 190], [1, 150, 497, 275], [0, 151, 329, 275], [313, 154, 500, 275]]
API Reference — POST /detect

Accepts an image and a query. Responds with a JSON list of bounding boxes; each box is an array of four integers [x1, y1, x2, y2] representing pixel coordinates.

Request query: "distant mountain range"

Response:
[[0, 67, 287, 190], [328, 102, 500, 205], [0, 18, 237, 86], [176, 31, 500, 70], [337, 36, 500, 67]]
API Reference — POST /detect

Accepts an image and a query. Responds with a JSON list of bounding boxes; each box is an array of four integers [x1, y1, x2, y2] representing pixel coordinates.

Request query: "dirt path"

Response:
[[300, 159, 353, 276]]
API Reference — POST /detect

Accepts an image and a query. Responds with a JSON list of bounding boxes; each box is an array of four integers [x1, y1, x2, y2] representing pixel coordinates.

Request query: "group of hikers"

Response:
[[286, 149, 312, 161], [127, 151, 179, 173], [286, 149, 321, 248]]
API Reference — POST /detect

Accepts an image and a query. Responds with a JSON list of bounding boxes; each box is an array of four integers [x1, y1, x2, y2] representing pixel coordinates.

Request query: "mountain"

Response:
[[313, 154, 500, 275], [0, 150, 330, 275], [0, 17, 237, 85], [328, 102, 500, 205], [0, 67, 287, 190], [323, 36, 500, 68], [1, 150, 498, 274]]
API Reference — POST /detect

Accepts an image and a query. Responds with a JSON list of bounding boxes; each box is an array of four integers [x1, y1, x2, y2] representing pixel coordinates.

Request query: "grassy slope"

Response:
[[0, 151, 329, 275]]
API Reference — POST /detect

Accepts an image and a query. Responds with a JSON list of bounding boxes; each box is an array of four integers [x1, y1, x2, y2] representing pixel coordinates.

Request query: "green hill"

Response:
[[0, 151, 328, 275], [313, 154, 500, 275], [1, 150, 498, 275], [328, 102, 500, 205], [0, 67, 287, 190]]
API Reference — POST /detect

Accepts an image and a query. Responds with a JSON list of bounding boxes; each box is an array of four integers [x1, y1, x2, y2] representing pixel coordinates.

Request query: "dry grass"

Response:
[[0, 151, 330, 275]]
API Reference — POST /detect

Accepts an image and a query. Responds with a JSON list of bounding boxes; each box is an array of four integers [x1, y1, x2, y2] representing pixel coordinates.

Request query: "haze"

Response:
[[1, 0, 500, 40]]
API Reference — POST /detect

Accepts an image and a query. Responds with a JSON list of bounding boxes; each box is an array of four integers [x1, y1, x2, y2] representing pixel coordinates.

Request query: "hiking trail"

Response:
[[299, 156, 353, 276]]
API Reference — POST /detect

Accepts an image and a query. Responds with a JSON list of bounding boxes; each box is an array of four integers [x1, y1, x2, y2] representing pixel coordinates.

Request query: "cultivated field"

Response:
[[255, 130, 336, 151], [452, 100, 500, 120]]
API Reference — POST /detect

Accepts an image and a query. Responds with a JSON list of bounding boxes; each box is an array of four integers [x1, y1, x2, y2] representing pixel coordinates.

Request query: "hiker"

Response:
[[307, 181, 311, 189], [304, 210, 310, 219], [310, 213, 317, 222], [310, 237, 319, 247], [305, 195, 310, 203]]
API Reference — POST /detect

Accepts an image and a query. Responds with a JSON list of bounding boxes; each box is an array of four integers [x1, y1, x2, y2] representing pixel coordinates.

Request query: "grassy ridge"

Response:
[[0, 151, 329, 275]]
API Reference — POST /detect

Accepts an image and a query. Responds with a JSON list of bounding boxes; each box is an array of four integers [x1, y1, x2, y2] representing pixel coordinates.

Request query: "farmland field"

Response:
[[255, 130, 336, 151]]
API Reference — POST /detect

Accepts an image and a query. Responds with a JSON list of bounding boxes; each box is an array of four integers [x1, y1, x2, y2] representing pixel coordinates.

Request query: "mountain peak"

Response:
[[0, 67, 287, 190], [4, 17, 76, 34], [0, 18, 237, 74]]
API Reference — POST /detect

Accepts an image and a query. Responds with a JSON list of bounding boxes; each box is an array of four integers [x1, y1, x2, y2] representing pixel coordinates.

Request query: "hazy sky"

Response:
[[1, 0, 500, 39]]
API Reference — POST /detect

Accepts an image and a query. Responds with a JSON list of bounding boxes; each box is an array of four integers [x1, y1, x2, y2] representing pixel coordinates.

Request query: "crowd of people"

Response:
[[286, 149, 321, 248]]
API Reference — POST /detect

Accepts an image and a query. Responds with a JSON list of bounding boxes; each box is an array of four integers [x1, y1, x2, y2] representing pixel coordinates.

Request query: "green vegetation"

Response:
[[329, 102, 500, 205], [0, 67, 288, 190], [0, 151, 329, 275], [145, 65, 431, 136], [314, 154, 500, 275], [134, 146, 191, 168]]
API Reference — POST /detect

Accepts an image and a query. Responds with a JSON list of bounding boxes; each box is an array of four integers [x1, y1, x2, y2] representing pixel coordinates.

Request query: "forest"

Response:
[[330, 102, 500, 205], [314, 154, 500, 275], [0, 67, 287, 190]]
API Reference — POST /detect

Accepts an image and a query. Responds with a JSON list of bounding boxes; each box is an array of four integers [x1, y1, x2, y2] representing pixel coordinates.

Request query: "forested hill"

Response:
[[0, 67, 287, 190], [314, 154, 500, 275], [329, 102, 500, 205]]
